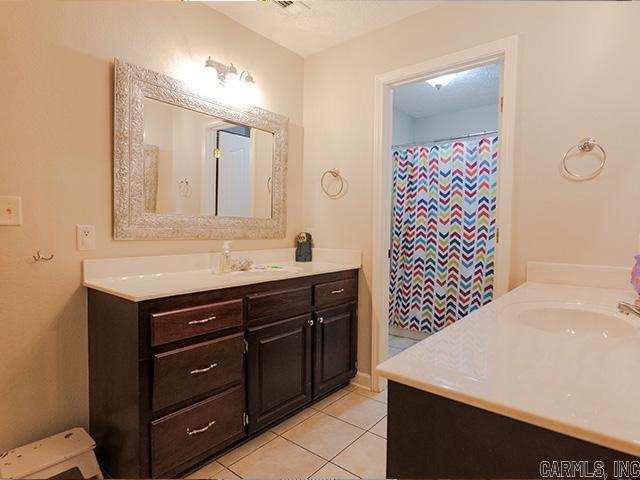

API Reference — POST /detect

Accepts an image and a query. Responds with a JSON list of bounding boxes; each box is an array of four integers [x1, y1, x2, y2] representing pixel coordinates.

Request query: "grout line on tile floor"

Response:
[[217, 432, 280, 468], [270, 428, 336, 462], [307, 460, 330, 478], [270, 407, 321, 435], [366, 416, 387, 440], [270, 413, 371, 470], [326, 426, 369, 464], [225, 464, 242, 479], [207, 385, 383, 478], [309, 389, 351, 411], [351, 389, 387, 405], [314, 407, 379, 431], [308, 460, 362, 479]]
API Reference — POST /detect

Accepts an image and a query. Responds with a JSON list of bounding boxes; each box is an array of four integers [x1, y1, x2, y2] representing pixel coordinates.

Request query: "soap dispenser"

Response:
[[219, 240, 232, 273]]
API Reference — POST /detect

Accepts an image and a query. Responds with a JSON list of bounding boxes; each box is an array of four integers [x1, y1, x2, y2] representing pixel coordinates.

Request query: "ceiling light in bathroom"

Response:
[[426, 73, 458, 90]]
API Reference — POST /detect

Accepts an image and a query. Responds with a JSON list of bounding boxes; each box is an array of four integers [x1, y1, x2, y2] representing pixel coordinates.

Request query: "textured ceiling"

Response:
[[205, 0, 439, 57], [393, 62, 501, 119]]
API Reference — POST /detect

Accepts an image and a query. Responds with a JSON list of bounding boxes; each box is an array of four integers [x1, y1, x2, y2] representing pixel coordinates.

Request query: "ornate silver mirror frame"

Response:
[[113, 58, 288, 240]]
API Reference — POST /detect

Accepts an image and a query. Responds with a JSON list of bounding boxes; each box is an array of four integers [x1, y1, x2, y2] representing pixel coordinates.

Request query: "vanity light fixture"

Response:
[[201, 57, 258, 106], [240, 71, 258, 105], [204, 56, 219, 79], [426, 72, 458, 90], [225, 63, 239, 87], [202, 56, 221, 96]]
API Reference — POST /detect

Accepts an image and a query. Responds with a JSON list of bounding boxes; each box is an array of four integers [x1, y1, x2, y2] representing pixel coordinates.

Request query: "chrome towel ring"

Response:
[[321, 168, 346, 199], [561, 137, 606, 181]]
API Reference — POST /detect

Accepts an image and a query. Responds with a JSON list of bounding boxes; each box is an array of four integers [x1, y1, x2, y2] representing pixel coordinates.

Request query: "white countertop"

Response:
[[377, 281, 640, 457], [83, 248, 361, 302]]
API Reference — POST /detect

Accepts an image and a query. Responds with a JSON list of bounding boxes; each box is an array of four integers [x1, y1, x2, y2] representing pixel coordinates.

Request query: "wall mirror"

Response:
[[114, 59, 288, 240]]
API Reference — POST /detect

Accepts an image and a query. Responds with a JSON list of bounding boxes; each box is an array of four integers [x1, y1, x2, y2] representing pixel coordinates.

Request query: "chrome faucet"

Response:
[[617, 301, 640, 318]]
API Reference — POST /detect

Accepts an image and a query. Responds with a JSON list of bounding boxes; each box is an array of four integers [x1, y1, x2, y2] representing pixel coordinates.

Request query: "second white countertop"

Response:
[[83, 248, 361, 302], [377, 282, 640, 457]]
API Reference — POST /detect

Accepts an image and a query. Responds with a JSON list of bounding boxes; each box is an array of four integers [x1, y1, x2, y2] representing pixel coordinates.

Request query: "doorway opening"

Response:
[[387, 62, 502, 356], [371, 37, 518, 390]]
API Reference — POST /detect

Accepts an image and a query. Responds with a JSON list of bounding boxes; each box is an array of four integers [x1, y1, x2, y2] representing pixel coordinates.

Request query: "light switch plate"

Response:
[[0, 196, 23, 225], [77, 224, 96, 251]]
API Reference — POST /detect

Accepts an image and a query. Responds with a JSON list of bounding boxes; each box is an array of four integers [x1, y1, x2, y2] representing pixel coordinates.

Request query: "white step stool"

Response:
[[0, 428, 103, 479]]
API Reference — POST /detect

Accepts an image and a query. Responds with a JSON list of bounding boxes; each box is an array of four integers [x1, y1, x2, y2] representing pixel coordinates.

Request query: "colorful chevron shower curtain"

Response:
[[389, 136, 498, 333]]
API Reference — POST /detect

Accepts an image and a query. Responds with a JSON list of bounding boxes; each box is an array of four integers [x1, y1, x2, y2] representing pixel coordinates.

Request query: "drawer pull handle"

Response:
[[331, 288, 345, 294], [189, 363, 218, 375], [188, 315, 216, 325], [186, 420, 216, 436]]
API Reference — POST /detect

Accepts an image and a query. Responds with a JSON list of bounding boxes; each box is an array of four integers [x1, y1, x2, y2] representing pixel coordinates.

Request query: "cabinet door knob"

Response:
[[308, 319, 314, 326], [318, 317, 324, 324]]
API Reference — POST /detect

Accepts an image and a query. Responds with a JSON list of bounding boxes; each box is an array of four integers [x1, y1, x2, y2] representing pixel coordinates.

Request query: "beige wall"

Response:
[[0, 1, 303, 452], [303, 1, 640, 374]]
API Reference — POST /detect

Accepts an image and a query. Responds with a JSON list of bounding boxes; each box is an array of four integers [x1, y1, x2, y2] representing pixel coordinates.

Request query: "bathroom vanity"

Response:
[[84, 250, 360, 478], [377, 276, 640, 478]]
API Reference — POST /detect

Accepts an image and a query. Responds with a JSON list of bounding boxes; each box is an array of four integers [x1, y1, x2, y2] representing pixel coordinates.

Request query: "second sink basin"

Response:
[[501, 301, 638, 339]]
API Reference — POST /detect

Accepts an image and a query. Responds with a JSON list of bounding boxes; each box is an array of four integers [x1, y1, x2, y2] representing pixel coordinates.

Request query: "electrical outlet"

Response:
[[0, 196, 22, 225], [76, 224, 96, 251]]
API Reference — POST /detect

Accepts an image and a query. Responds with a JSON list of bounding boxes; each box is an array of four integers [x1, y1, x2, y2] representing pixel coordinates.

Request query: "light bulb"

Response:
[[243, 73, 259, 106], [202, 56, 220, 97], [225, 63, 239, 87]]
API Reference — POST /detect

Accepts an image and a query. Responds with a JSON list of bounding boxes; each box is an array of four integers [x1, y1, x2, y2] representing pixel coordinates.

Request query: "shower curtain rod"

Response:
[[392, 129, 498, 150]]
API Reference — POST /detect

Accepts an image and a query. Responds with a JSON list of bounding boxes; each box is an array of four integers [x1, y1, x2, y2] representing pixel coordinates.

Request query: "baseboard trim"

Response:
[[350, 371, 372, 390]]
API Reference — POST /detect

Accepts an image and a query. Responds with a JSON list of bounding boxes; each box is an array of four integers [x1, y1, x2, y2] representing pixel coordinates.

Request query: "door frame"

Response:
[[370, 36, 519, 392]]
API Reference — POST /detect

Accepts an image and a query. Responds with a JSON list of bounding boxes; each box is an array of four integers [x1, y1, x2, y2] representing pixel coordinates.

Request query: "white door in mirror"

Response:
[[77, 224, 96, 251], [0, 196, 22, 225]]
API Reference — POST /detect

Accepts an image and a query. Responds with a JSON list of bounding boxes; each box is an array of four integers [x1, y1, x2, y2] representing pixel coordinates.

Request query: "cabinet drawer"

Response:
[[150, 299, 243, 346], [247, 286, 312, 323], [151, 386, 245, 478], [314, 278, 357, 307], [152, 333, 244, 411]]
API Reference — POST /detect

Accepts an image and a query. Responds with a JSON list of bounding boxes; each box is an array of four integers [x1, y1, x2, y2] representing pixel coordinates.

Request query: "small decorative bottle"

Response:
[[219, 240, 232, 273]]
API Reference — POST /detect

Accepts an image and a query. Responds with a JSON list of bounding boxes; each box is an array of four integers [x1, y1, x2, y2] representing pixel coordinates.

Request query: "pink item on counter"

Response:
[[631, 254, 640, 296]]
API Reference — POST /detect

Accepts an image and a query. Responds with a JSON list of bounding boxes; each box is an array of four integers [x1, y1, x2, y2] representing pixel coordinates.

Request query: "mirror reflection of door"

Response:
[[217, 129, 253, 217], [143, 96, 274, 218]]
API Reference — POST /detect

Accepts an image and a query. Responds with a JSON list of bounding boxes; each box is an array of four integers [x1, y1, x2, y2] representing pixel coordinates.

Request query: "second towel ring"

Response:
[[321, 168, 346, 198], [561, 137, 606, 181]]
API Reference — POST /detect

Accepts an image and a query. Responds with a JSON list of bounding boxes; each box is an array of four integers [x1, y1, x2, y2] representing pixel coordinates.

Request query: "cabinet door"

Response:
[[313, 302, 357, 398], [247, 314, 312, 433]]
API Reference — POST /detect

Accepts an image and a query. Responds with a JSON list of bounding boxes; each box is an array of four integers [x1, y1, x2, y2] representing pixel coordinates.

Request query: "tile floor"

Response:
[[186, 384, 388, 479], [387, 333, 421, 358]]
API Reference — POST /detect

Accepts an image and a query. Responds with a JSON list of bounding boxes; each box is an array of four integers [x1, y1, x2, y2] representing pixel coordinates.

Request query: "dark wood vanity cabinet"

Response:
[[88, 269, 358, 479], [313, 302, 358, 398], [247, 314, 313, 433]]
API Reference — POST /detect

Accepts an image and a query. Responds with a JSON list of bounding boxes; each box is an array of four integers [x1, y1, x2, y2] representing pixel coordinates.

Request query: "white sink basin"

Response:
[[228, 265, 304, 276], [502, 302, 638, 339]]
